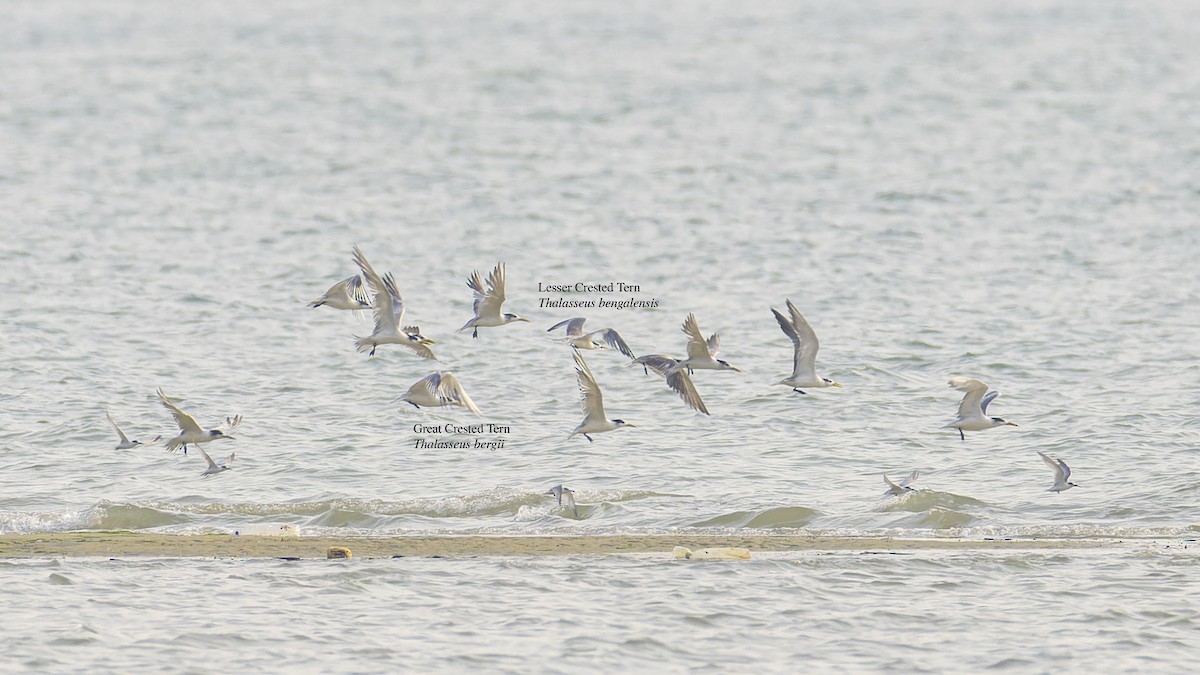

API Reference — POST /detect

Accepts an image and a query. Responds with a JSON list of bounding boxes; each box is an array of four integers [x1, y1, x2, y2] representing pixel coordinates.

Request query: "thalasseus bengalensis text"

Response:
[[198, 446, 234, 478], [944, 377, 1017, 440], [772, 299, 841, 393], [458, 263, 529, 338], [399, 372, 481, 415], [547, 317, 636, 358], [157, 388, 240, 455], [106, 411, 160, 450], [545, 484, 579, 518], [678, 313, 741, 373], [352, 245, 437, 359], [883, 470, 920, 496], [569, 351, 635, 442], [1038, 451, 1078, 492], [308, 275, 372, 311], [629, 354, 709, 415]]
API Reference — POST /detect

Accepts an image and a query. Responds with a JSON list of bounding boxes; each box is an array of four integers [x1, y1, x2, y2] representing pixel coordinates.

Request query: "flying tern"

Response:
[[351, 245, 437, 359], [398, 372, 481, 415], [569, 351, 635, 442], [772, 299, 841, 393], [678, 313, 741, 373], [308, 275, 372, 311], [105, 411, 160, 450], [545, 484, 579, 518], [883, 470, 920, 496], [1038, 451, 1078, 492], [157, 388, 240, 455], [547, 317, 636, 358], [198, 446, 234, 478], [944, 377, 1018, 440], [629, 354, 710, 415], [458, 263, 529, 338]]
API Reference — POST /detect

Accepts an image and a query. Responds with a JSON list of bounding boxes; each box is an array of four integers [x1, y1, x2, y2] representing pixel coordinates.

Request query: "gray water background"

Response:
[[1, 0, 1198, 671]]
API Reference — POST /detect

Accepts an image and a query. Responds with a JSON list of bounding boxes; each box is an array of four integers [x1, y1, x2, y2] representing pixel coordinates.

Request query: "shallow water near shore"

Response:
[[2, 0, 1199, 670]]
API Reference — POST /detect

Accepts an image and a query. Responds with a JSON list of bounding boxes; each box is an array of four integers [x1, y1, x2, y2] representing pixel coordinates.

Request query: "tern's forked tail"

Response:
[[353, 336, 375, 353]]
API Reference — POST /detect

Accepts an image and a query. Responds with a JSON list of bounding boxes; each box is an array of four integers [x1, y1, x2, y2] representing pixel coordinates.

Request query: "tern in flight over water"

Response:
[[398, 372, 481, 415], [629, 354, 710, 415], [677, 313, 741, 373], [569, 351, 635, 442], [351, 245, 437, 359], [944, 377, 1018, 440], [458, 263, 529, 338], [547, 317, 636, 359], [545, 484, 579, 518], [198, 446, 234, 478], [1038, 451, 1078, 493], [772, 299, 841, 394], [308, 275, 372, 311], [106, 411, 160, 450], [157, 388, 240, 455], [883, 470, 920, 496]]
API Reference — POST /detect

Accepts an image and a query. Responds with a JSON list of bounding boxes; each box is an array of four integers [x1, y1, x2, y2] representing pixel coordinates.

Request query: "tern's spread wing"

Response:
[[329, 275, 369, 306], [631, 354, 679, 377], [1038, 451, 1066, 482], [785, 299, 820, 371], [980, 391, 1000, 415], [198, 446, 220, 471], [563, 489, 578, 518], [664, 367, 710, 415], [949, 377, 989, 419], [353, 245, 404, 334], [900, 470, 920, 488], [706, 332, 720, 357], [772, 307, 815, 382], [573, 351, 606, 424], [548, 317, 587, 337], [594, 328, 636, 359], [106, 411, 131, 444], [157, 389, 203, 434], [437, 372, 481, 415], [409, 372, 442, 400], [468, 263, 506, 320], [223, 452, 234, 469], [682, 313, 711, 362], [345, 275, 371, 306], [401, 339, 437, 360], [883, 474, 904, 495]]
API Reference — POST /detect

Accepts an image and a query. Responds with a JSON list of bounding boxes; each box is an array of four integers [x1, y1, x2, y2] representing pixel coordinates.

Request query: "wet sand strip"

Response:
[[0, 532, 1120, 559]]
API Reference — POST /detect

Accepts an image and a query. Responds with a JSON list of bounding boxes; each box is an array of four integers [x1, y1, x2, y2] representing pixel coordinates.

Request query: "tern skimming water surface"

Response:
[[545, 484, 579, 517], [883, 470, 920, 496], [106, 411, 160, 450], [198, 446, 234, 478], [1038, 451, 1078, 492]]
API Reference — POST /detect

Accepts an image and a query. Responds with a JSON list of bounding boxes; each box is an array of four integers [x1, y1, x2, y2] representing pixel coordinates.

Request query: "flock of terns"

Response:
[[103, 246, 1080, 506]]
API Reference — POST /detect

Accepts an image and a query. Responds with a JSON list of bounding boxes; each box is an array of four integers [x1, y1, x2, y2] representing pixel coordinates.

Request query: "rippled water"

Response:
[[2, 0, 1199, 670], [4, 547, 1200, 672]]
